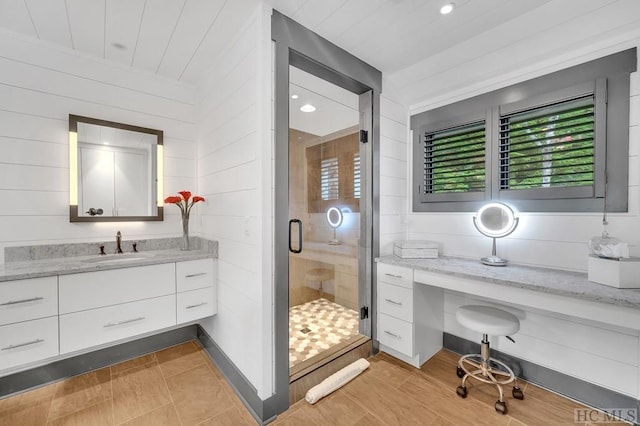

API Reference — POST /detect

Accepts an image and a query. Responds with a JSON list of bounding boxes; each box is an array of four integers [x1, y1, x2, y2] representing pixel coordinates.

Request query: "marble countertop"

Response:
[[0, 249, 215, 282], [377, 255, 640, 310]]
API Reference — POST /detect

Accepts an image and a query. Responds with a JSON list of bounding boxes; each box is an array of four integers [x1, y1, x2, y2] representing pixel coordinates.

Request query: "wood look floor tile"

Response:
[[166, 364, 232, 425], [198, 407, 255, 425], [48, 368, 112, 421], [399, 371, 511, 426], [111, 363, 171, 425], [0, 393, 53, 426], [118, 403, 180, 426], [293, 389, 368, 425], [46, 400, 113, 426], [342, 368, 441, 425], [351, 412, 388, 426], [156, 341, 206, 379], [110, 354, 156, 376], [367, 355, 413, 389]]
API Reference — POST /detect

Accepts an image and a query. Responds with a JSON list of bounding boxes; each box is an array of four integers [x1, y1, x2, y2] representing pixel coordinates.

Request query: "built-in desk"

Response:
[[375, 255, 640, 405]]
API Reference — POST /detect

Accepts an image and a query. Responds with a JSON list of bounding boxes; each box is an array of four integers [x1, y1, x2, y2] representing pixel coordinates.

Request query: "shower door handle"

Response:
[[289, 219, 302, 253]]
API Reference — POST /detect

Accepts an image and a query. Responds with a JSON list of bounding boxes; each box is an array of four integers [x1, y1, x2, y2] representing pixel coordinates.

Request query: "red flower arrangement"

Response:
[[164, 191, 205, 250]]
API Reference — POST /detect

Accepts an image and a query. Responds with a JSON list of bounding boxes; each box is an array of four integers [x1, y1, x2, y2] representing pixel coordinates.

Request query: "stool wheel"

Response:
[[456, 386, 468, 398], [456, 366, 465, 378], [512, 386, 524, 400], [495, 400, 508, 415]]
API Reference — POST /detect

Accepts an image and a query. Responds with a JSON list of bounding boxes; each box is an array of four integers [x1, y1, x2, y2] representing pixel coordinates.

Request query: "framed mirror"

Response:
[[69, 115, 164, 222], [473, 202, 519, 266]]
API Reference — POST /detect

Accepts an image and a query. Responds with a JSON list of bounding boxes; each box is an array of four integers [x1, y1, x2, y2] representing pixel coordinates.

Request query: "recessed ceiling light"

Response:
[[291, 94, 299, 99], [440, 3, 454, 14], [300, 104, 316, 112]]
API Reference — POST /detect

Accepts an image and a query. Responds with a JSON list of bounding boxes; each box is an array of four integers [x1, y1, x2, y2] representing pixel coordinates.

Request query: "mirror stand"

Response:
[[481, 238, 508, 266]]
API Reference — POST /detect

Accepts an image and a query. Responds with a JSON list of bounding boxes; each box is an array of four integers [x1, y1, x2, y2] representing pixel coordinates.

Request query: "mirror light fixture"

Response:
[[473, 202, 519, 266], [326, 206, 344, 245]]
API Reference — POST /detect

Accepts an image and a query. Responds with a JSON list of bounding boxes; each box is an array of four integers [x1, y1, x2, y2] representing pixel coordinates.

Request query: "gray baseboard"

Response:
[[444, 332, 640, 424], [0, 325, 198, 399], [196, 326, 277, 425]]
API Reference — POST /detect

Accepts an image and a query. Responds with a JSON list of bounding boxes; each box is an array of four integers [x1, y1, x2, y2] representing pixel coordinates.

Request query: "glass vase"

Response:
[[181, 214, 190, 251]]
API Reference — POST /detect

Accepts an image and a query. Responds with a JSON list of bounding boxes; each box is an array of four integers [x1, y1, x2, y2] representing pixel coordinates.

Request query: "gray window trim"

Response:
[[411, 47, 636, 213]]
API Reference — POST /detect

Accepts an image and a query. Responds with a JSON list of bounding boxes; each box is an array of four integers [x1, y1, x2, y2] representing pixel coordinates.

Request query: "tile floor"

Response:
[[0, 341, 255, 425], [289, 298, 359, 368], [1, 342, 626, 425]]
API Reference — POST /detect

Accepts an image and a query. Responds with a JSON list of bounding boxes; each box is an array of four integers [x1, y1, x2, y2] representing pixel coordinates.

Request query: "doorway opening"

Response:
[[288, 66, 367, 381]]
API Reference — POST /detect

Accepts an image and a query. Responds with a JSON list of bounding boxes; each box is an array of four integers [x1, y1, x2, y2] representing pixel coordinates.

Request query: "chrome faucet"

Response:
[[116, 231, 123, 254]]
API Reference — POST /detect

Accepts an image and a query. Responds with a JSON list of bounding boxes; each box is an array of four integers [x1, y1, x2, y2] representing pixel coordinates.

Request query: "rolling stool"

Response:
[[455, 305, 524, 414], [305, 267, 334, 298]]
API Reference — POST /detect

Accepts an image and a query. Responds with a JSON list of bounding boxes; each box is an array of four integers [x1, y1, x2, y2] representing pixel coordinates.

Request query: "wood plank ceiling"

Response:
[[0, 0, 635, 108]]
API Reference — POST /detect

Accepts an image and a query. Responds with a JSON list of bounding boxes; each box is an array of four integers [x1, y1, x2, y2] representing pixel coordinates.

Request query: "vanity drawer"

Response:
[[59, 263, 175, 314], [59, 294, 176, 354], [0, 277, 58, 326], [0, 316, 58, 371], [378, 313, 413, 357], [176, 259, 216, 293], [377, 264, 413, 289], [378, 282, 413, 322], [177, 287, 216, 324]]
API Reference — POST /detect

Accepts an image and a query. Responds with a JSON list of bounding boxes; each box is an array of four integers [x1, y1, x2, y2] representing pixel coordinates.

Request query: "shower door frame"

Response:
[[272, 10, 382, 416]]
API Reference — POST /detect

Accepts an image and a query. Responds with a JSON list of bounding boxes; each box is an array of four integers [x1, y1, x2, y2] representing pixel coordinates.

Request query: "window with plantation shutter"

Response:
[[321, 157, 339, 201], [499, 95, 596, 198], [424, 121, 486, 196], [411, 47, 635, 212]]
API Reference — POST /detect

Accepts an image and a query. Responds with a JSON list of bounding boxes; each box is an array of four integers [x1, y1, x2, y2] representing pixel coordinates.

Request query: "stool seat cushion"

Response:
[[456, 305, 520, 336]]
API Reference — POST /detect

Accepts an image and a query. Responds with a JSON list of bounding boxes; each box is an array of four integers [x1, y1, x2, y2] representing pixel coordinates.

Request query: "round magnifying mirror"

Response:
[[473, 202, 518, 266], [326, 207, 343, 245]]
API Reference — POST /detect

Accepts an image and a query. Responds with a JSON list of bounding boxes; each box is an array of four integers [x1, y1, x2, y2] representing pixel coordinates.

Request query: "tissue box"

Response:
[[587, 255, 640, 288], [394, 240, 438, 259]]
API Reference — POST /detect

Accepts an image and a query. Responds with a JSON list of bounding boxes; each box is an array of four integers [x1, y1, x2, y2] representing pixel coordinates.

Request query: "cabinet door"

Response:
[[177, 287, 216, 324], [0, 277, 58, 326], [59, 263, 175, 314], [59, 295, 176, 354], [176, 259, 216, 293], [0, 316, 58, 371]]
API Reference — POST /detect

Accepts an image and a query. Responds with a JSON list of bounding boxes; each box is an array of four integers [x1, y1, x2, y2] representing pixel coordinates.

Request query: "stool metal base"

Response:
[[456, 335, 523, 414]]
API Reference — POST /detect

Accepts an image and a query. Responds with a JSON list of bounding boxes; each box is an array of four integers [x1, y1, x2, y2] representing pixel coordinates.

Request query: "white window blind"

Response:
[[321, 157, 339, 200]]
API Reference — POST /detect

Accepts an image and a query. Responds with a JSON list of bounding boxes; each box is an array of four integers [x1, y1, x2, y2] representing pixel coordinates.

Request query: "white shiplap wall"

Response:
[[196, 4, 273, 399], [379, 77, 409, 255], [0, 29, 197, 264]]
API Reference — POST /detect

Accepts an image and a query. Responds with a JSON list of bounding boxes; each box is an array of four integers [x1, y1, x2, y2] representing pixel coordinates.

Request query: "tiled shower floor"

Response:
[[289, 298, 360, 368]]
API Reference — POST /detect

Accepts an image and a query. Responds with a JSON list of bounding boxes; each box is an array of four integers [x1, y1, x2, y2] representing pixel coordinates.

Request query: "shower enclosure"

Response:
[[288, 66, 371, 377]]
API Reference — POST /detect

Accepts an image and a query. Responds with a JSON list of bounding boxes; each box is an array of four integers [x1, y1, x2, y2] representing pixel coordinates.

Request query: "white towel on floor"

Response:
[[305, 358, 370, 404]]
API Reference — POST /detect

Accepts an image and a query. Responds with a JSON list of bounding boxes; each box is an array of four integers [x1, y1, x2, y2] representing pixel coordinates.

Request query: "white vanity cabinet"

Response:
[[176, 259, 217, 323], [0, 277, 59, 370], [377, 263, 443, 367], [59, 263, 176, 354]]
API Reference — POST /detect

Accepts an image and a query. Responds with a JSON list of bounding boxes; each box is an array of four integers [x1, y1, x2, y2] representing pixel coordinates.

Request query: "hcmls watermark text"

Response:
[[574, 408, 637, 424]]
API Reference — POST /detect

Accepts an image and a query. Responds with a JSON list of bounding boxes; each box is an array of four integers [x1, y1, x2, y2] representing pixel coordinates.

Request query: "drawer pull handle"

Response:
[[1, 339, 44, 351], [185, 272, 207, 278], [186, 302, 208, 309], [384, 298, 403, 306], [383, 330, 401, 339], [0, 296, 44, 306], [104, 316, 146, 328], [384, 273, 402, 279]]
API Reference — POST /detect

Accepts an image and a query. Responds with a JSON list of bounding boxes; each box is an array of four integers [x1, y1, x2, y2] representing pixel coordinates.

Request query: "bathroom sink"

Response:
[[82, 253, 153, 264]]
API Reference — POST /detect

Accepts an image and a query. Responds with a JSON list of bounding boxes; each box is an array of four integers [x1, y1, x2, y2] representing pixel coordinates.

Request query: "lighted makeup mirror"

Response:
[[473, 202, 519, 266], [69, 115, 164, 222], [326, 206, 344, 245]]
